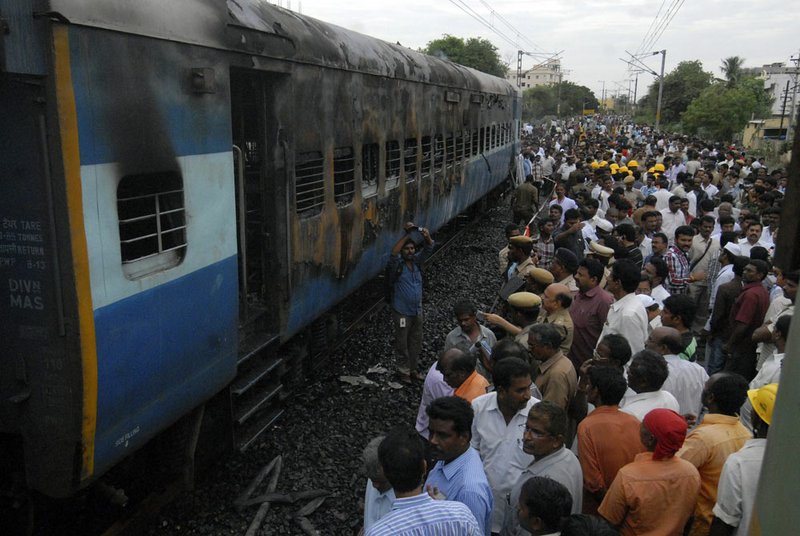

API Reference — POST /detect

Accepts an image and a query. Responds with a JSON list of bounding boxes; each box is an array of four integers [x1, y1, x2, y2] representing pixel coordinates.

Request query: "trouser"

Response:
[[512, 209, 534, 226], [393, 310, 423, 373], [688, 283, 709, 332], [726, 348, 757, 382], [705, 336, 729, 375], [688, 283, 709, 361]]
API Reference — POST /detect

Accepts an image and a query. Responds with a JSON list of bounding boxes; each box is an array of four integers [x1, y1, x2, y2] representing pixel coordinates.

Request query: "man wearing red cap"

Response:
[[598, 408, 700, 535]]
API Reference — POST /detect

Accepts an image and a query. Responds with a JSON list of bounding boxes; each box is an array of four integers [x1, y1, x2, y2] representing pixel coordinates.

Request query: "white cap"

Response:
[[637, 294, 658, 308], [723, 242, 742, 256], [596, 219, 614, 232]]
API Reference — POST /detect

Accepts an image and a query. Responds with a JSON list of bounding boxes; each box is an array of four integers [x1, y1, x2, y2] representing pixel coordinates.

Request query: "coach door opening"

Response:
[[230, 70, 287, 333]]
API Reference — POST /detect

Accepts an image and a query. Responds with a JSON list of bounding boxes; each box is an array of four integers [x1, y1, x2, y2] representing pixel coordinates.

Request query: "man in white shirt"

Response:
[[620, 349, 681, 421], [558, 156, 577, 182], [660, 196, 687, 246], [738, 222, 769, 257], [599, 260, 650, 355], [362, 436, 396, 531], [646, 327, 709, 417], [711, 384, 774, 536], [505, 401, 583, 535], [688, 216, 719, 333], [471, 358, 538, 533], [653, 178, 673, 211], [706, 242, 741, 329], [751, 269, 795, 371]]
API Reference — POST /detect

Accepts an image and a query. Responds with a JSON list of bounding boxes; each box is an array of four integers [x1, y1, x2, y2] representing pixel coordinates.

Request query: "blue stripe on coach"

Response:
[[91, 255, 238, 475]]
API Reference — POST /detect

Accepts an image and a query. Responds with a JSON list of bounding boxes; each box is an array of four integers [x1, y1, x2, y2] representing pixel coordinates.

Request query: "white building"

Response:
[[759, 62, 798, 117], [507, 59, 562, 89]]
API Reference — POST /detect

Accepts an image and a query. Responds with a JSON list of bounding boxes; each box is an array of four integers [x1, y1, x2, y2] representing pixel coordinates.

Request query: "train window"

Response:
[[479, 127, 486, 153], [361, 143, 379, 198], [455, 133, 465, 163], [445, 134, 455, 170], [434, 135, 445, 173], [295, 151, 325, 216], [404, 138, 418, 183], [471, 129, 479, 156], [117, 172, 186, 279], [420, 136, 433, 179], [333, 147, 355, 206], [385, 140, 401, 190]]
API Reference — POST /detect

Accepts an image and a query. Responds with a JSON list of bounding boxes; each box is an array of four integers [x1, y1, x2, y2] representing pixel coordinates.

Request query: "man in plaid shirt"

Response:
[[663, 225, 703, 295], [533, 218, 555, 271]]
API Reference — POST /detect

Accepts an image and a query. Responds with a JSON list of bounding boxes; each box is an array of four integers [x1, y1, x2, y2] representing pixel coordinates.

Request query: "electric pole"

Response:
[[598, 80, 606, 113], [787, 51, 800, 143], [655, 50, 666, 131]]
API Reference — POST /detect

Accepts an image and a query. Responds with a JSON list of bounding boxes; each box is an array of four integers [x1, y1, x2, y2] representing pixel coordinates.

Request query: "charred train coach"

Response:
[[0, 0, 520, 498]]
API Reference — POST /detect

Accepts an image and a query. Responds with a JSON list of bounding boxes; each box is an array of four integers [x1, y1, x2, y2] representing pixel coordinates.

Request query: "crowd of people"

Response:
[[364, 118, 793, 536]]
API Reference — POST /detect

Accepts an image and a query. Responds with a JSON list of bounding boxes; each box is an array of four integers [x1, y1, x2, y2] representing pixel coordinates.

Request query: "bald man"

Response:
[[646, 327, 709, 417], [539, 283, 574, 355], [436, 348, 489, 403]]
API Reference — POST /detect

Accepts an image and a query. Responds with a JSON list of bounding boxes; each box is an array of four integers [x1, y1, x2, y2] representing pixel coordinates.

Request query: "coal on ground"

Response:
[[148, 200, 513, 535]]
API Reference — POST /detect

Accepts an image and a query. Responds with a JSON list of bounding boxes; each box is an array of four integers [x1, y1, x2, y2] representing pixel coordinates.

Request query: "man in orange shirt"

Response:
[[678, 373, 751, 536], [599, 408, 700, 535], [577, 366, 645, 514], [437, 348, 489, 403]]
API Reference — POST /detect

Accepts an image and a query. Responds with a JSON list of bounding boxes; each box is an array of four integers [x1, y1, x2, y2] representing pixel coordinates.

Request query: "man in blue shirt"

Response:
[[387, 222, 435, 383], [366, 427, 481, 536], [425, 397, 493, 535]]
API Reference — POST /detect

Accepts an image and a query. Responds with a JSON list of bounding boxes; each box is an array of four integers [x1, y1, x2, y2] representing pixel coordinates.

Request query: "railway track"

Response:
[[81, 186, 513, 536]]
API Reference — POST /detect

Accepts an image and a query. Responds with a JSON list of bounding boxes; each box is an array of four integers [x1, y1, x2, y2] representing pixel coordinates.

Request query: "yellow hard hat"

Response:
[[654, 163, 666, 172], [648, 167, 656, 173], [591, 161, 600, 169], [610, 163, 620, 172], [599, 160, 608, 168], [619, 166, 629, 173], [748, 383, 778, 425], [627, 160, 639, 168]]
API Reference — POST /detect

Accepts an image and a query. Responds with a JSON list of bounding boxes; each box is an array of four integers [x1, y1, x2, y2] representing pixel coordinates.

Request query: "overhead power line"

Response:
[[447, 0, 521, 49], [477, 0, 548, 54], [637, 0, 685, 57], [634, 0, 668, 56], [641, 0, 685, 53]]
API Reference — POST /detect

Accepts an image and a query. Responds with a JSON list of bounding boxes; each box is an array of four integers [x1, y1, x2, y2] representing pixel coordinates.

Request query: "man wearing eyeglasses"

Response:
[[503, 401, 582, 535]]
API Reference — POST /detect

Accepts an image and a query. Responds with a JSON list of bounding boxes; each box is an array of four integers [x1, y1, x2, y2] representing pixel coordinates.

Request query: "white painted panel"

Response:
[[81, 151, 238, 310]]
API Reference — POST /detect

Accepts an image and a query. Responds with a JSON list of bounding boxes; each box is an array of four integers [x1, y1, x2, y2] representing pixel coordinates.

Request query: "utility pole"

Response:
[[787, 51, 800, 143], [633, 71, 640, 114], [655, 49, 666, 131], [779, 80, 791, 135], [598, 80, 606, 113], [620, 51, 666, 127]]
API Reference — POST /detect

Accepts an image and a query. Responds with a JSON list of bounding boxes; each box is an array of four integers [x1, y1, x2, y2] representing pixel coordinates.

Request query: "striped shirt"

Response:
[[365, 492, 481, 536], [664, 245, 691, 295], [425, 448, 493, 535]]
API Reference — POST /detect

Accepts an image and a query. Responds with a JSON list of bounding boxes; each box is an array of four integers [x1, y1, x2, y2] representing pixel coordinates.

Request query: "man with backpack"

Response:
[[387, 222, 435, 383]]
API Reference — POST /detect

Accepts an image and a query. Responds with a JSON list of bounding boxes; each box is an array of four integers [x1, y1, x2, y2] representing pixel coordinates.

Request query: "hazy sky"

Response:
[[280, 0, 799, 99]]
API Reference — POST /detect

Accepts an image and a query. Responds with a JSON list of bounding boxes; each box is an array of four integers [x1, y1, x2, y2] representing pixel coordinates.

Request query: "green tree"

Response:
[[721, 56, 745, 87], [639, 61, 714, 125], [523, 86, 556, 118], [522, 82, 597, 120], [423, 35, 507, 77], [557, 81, 598, 117], [681, 77, 773, 141]]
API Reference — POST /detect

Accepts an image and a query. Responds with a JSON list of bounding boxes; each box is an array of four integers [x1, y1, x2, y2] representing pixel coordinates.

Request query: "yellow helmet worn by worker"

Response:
[[654, 163, 666, 172], [748, 383, 778, 425], [627, 160, 639, 168]]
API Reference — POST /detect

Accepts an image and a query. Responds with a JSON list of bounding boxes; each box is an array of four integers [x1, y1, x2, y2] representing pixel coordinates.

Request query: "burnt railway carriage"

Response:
[[0, 0, 519, 499]]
